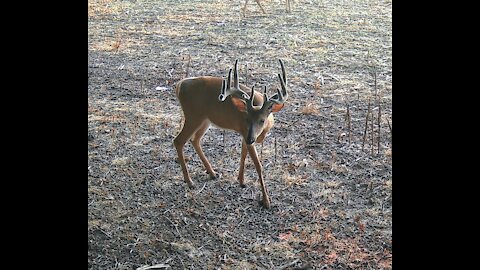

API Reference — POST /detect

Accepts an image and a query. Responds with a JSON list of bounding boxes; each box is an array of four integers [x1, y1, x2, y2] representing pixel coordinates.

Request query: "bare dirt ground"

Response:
[[88, 0, 392, 269]]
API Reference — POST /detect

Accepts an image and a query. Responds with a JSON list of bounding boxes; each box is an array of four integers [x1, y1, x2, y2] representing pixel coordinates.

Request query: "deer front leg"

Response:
[[238, 140, 248, 187], [246, 143, 271, 209]]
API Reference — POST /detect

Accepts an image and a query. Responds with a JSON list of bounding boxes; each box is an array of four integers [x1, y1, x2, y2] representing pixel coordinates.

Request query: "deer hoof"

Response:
[[238, 177, 246, 187], [206, 171, 220, 179], [186, 180, 195, 189], [259, 198, 271, 209]]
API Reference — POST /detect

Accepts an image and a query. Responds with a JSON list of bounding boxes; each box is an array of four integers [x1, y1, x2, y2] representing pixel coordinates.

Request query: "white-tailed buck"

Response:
[[242, 0, 293, 15], [174, 59, 288, 209]]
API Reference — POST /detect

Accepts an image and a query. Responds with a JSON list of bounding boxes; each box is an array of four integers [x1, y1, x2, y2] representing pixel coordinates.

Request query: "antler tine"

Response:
[[263, 85, 269, 102], [278, 73, 287, 97], [260, 85, 271, 110], [218, 78, 227, 101], [270, 87, 284, 104], [227, 68, 232, 88], [269, 73, 288, 104], [248, 85, 255, 109], [234, 59, 240, 89], [279, 59, 286, 85], [218, 60, 251, 102], [278, 59, 288, 99]]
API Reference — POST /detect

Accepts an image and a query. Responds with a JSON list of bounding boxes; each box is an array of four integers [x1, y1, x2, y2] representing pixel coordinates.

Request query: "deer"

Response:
[[173, 59, 288, 209], [242, 0, 293, 16]]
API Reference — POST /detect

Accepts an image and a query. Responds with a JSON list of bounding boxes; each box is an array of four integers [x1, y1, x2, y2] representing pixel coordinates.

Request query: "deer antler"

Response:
[[233, 59, 240, 89], [261, 59, 288, 110], [247, 85, 257, 109], [263, 85, 269, 102], [218, 60, 249, 101]]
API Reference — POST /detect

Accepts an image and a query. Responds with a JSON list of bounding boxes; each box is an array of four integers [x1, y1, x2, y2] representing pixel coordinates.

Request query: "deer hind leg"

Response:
[[242, 0, 249, 16], [174, 117, 203, 188], [255, 0, 267, 14], [247, 144, 271, 209], [238, 140, 248, 187], [191, 120, 218, 179]]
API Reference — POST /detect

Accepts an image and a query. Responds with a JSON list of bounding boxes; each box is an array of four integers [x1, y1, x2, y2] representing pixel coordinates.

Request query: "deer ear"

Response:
[[271, 103, 284, 113], [231, 97, 247, 112]]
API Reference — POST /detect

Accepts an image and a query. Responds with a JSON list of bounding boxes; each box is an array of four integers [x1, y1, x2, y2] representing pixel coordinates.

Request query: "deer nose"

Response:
[[246, 136, 255, 145], [246, 125, 256, 145]]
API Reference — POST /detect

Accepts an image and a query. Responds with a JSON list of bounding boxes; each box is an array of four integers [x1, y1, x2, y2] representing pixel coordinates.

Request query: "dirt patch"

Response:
[[88, 0, 392, 269]]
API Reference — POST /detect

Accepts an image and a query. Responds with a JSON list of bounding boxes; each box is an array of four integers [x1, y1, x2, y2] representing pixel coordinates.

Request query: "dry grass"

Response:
[[88, 0, 123, 18], [89, 0, 391, 269], [301, 102, 320, 115]]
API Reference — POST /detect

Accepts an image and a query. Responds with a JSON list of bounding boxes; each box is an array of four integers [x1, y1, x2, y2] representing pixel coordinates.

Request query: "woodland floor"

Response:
[[88, 0, 392, 269]]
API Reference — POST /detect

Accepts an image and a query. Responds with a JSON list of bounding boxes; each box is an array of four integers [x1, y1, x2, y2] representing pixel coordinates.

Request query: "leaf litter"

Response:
[[89, 0, 392, 269]]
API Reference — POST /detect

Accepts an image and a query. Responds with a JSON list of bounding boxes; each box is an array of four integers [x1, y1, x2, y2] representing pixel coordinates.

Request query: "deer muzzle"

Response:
[[246, 124, 256, 145]]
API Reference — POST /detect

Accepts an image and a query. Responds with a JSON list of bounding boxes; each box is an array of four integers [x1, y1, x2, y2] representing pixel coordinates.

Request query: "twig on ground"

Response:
[[370, 107, 374, 155], [387, 118, 392, 145], [163, 201, 185, 214], [324, 73, 340, 81], [136, 263, 170, 270], [275, 259, 300, 270], [178, 254, 186, 269], [245, 62, 248, 85], [222, 130, 225, 151], [99, 229, 112, 239], [163, 215, 181, 238], [184, 54, 191, 78], [362, 97, 371, 150], [194, 182, 207, 195], [275, 118, 292, 126], [377, 103, 381, 155], [346, 102, 351, 145], [274, 135, 277, 165]]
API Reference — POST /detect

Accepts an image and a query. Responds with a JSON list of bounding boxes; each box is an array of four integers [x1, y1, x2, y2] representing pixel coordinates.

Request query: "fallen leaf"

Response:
[[279, 232, 292, 241], [325, 251, 338, 264]]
